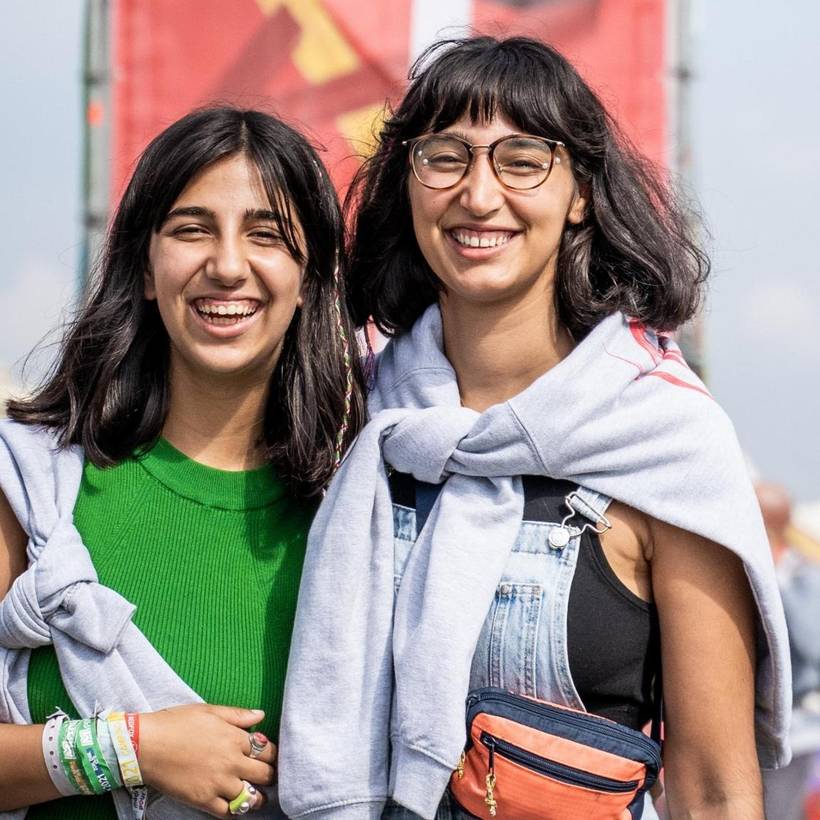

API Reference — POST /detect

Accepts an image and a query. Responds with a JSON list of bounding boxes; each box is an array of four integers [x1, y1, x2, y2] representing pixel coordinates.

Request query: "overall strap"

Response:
[[415, 480, 443, 533], [568, 487, 612, 527]]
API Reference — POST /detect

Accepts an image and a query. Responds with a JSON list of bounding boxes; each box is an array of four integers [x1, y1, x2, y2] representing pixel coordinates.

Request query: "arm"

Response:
[[649, 517, 762, 819], [0, 488, 63, 809], [1, 490, 276, 815]]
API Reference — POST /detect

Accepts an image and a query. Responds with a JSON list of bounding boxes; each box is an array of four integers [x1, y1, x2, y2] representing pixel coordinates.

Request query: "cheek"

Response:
[[261, 256, 305, 309], [409, 191, 444, 266], [147, 244, 191, 301]]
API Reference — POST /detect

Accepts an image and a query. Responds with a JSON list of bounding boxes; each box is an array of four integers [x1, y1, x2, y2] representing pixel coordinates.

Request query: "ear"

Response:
[[567, 180, 590, 225], [144, 268, 156, 301]]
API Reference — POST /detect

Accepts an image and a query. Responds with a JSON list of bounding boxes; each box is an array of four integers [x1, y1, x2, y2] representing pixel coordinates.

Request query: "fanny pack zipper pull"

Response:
[[484, 737, 497, 817], [456, 750, 465, 779]]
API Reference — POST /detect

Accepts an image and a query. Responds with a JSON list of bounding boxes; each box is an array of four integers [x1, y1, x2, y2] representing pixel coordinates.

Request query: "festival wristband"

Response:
[[130, 783, 148, 820], [76, 718, 118, 794], [124, 712, 140, 759], [107, 711, 143, 787], [59, 719, 94, 796], [42, 713, 78, 797], [94, 714, 123, 789]]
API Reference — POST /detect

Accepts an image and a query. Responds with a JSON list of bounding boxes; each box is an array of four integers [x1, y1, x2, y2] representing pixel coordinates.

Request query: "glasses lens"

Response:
[[493, 137, 554, 189], [411, 136, 470, 189]]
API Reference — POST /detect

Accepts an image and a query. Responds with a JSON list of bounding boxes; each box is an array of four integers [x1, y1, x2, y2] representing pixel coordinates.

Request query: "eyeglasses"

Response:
[[402, 133, 565, 191]]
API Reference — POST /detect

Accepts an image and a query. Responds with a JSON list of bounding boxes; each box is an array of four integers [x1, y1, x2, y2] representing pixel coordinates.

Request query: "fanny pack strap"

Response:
[[650, 663, 664, 747]]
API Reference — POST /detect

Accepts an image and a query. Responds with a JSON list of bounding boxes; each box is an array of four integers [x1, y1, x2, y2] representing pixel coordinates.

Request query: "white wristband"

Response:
[[42, 712, 79, 797]]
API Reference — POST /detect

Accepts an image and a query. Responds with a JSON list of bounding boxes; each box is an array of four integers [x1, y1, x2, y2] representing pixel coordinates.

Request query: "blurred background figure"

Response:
[[757, 482, 820, 820]]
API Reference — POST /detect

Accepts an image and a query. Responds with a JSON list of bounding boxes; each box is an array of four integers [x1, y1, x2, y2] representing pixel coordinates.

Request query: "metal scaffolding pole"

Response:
[[80, 0, 111, 290], [667, 0, 705, 377]]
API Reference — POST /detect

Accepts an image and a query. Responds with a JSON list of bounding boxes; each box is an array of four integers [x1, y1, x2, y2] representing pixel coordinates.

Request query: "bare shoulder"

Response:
[[0, 489, 27, 599], [648, 515, 751, 589]]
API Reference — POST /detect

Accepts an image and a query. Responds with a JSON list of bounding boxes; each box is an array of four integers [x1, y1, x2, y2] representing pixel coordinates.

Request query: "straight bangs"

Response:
[[402, 39, 569, 144]]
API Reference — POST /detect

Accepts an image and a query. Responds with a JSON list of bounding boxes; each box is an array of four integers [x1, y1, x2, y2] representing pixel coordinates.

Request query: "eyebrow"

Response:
[[163, 206, 284, 223], [441, 129, 472, 142]]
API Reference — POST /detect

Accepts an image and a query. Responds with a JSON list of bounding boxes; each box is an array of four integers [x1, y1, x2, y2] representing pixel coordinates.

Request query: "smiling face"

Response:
[[145, 153, 304, 385], [408, 114, 587, 314]]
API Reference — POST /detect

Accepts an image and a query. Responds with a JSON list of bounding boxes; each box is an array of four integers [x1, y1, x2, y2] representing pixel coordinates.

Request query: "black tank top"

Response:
[[389, 471, 661, 731]]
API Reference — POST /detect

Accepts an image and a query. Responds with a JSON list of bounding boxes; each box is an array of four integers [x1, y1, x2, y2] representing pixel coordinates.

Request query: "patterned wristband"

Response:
[[76, 717, 118, 794], [106, 711, 143, 787], [124, 712, 140, 758], [94, 714, 123, 789], [59, 719, 94, 796], [42, 713, 78, 796]]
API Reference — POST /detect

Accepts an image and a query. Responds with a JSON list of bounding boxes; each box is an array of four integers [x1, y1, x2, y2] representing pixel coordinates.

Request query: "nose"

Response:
[[458, 148, 505, 216], [206, 235, 247, 287]]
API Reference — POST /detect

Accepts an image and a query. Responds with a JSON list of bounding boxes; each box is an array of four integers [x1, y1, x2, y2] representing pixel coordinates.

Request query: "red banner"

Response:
[[473, 0, 668, 169], [110, 0, 668, 202]]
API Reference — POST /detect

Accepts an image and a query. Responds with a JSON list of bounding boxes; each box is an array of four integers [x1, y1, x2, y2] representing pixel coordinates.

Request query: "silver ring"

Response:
[[248, 731, 267, 759]]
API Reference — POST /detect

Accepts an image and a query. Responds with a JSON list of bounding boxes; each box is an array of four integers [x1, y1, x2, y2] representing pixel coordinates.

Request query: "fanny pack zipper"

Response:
[[467, 689, 661, 768], [480, 731, 639, 794]]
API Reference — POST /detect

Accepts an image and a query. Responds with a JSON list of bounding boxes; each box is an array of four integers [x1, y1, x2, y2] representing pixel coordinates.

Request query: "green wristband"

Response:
[[76, 718, 119, 794], [59, 719, 94, 796]]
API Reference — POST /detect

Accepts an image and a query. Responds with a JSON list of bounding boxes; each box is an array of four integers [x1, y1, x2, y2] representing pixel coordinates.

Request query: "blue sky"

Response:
[[1, 1, 817, 500]]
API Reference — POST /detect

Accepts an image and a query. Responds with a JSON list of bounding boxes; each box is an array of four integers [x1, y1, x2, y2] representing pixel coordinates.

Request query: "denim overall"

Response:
[[384, 482, 661, 820]]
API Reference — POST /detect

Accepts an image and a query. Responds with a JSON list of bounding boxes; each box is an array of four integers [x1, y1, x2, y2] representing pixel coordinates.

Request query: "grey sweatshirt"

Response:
[[278, 308, 791, 819]]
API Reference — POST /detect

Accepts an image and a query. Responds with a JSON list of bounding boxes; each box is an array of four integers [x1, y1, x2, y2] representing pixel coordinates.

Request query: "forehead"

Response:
[[171, 154, 271, 210], [437, 113, 525, 143]]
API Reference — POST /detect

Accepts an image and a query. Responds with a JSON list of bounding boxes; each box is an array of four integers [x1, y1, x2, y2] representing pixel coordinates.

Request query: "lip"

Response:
[[444, 227, 520, 260], [188, 299, 264, 339], [446, 223, 520, 233]]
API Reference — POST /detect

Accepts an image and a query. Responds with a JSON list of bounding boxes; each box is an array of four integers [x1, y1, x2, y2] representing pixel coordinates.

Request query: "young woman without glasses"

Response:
[[0, 107, 364, 818], [278, 36, 791, 819]]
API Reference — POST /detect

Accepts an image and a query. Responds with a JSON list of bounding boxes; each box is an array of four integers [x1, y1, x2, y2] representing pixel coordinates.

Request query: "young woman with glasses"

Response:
[[278, 36, 791, 819], [0, 107, 365, 818]]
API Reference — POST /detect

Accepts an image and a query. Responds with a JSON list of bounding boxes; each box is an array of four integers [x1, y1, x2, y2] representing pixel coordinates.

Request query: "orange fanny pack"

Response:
[[449, 687, 662, 820]]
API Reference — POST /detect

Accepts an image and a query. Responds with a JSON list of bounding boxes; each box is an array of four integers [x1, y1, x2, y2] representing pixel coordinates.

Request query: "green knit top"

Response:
[[26, 439, 316, 819]]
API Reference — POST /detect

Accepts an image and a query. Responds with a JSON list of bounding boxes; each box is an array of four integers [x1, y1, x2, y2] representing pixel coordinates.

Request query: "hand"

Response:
[[139, 704, 277, 817]]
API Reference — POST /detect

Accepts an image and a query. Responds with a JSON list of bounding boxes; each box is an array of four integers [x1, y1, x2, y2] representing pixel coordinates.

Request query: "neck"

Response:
[[439, 291, 573, 412], [162, 359, 271, 471]]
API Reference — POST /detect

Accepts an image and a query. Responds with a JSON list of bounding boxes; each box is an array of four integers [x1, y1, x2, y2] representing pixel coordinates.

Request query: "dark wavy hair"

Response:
[[346, 36, 709, 339], [7, 107, 365, 496]]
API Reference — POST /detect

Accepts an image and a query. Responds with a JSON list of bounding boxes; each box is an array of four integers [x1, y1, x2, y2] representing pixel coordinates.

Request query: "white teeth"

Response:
[[452, 230, 512, 249], [194, 300, 258, 318]]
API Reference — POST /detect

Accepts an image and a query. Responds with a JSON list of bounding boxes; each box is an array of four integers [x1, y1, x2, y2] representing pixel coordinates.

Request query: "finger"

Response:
[[224, 778, 258, 817], [255, 740, 277, 767], [208, 705, 266, 729], [240, 759, 276, 787], [207, 798, 229, 819], [247, 730, 269, 759], [250, 786, 267, 812], [232, 727, 276, 765]]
